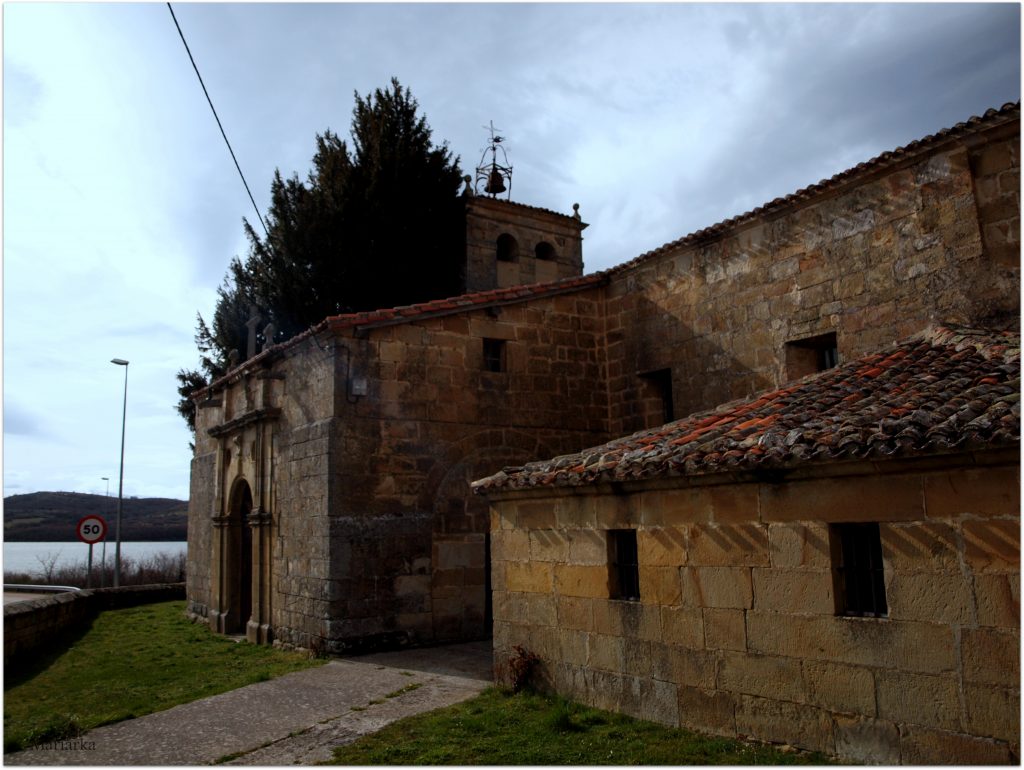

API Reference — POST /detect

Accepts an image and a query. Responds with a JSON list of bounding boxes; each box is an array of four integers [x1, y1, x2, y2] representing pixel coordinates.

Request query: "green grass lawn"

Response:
[[328, 687, 832, 765], [4, 600, 321, 753]]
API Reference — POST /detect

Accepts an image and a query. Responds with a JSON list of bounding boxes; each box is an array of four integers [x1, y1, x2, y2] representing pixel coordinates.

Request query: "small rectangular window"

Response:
[[831, 523, 887, 618], [482, 339, 506, 373], [785, 331, 839, 380], [639, 368, 674, 426], [608, 529, 640, 601]]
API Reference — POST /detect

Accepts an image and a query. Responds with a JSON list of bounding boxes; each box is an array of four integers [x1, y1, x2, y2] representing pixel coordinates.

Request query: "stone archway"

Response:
[[224, 478, 253, 634], [426, 433, 556, 641]]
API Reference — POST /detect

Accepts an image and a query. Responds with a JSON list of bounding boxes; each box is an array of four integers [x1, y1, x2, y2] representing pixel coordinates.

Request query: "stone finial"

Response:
[[228, 349, 240, 368], [572, 203, 581, 221], [462, 174, 474, 197], [262, 322, 276, 352]]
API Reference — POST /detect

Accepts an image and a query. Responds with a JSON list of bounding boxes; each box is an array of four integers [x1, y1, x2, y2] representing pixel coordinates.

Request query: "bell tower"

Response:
[[462, 123, 587, 292]]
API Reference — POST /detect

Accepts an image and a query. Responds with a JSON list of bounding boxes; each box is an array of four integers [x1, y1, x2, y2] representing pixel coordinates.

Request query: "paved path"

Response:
[[3, 593, 43, 605], [6, 640, 492, 766]]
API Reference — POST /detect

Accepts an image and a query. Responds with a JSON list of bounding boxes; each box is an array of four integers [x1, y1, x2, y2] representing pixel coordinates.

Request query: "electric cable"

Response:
[[166, 3, 269, 238]]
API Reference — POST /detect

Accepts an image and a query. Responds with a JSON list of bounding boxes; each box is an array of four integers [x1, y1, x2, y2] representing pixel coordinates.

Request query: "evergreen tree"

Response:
[[176, 79, 464, 434]]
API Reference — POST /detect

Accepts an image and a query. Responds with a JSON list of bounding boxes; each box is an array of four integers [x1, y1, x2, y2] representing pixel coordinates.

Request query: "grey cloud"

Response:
[[4, 403, 49, 438]]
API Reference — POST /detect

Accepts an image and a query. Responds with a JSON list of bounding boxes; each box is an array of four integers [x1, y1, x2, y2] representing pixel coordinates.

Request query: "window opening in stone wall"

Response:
[[830, 522, 887, 618], [785, 331, 839, 381], [482, 338, 507, 373], [535, 241, 556, 260], [639, 368, 675, 426], [608, 529, 640, 601], [496, 233, 519, 262]]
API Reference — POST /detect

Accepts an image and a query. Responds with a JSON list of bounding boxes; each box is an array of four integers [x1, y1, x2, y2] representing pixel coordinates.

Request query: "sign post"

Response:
[[77, 516, 108, 589]]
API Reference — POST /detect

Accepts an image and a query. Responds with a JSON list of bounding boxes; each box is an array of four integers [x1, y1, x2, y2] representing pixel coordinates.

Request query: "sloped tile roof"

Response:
[[194, 273, 608, 396], [473, 326, 1020, 493], [195, 102, 1018, 399], [321, 273, 606, 332]]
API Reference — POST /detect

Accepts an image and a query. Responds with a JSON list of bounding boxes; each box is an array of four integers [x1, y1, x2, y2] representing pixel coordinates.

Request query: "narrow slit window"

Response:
[[639, 368, 674, 425], [608, 529, 640, 601], [482, 338, 506, 373], [831, 523, 887, 618]]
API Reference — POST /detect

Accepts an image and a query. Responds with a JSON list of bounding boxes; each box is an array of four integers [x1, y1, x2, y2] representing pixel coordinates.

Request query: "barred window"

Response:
[[831, 523, 887, 617]]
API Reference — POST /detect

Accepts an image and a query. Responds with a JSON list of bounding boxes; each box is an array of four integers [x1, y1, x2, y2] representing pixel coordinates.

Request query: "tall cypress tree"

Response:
[[176, 79, 464, 434]]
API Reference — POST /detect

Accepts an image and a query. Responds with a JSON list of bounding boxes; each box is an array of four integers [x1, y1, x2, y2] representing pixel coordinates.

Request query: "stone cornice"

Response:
[[207, 407, 281, 438]]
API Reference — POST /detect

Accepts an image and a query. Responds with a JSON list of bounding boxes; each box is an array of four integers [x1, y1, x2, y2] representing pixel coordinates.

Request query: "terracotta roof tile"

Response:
[[472, 326, 1020, 493], [195, 103, 1017, 399], [321, 273, 607, 333]]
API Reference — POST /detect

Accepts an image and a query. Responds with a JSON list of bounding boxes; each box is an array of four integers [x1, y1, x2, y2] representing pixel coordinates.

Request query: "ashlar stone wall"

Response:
[[465, 197, 586, 292], [489, 456, 1020, 764], [604, 119, 1020, 436], [321, 285, 611, 651], [188, 335, 339, 650]]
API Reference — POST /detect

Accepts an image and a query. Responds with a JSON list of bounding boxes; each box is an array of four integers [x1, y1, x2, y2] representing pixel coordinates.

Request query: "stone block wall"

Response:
[[465, 197, 585, 292], [604, 119, 1020, 436], [970, 130, 1020, 278], [323, 286, 611, 649], [188, 339, 338, 649], [5, 584, 185, 662], [489, 457, 1020, 764]]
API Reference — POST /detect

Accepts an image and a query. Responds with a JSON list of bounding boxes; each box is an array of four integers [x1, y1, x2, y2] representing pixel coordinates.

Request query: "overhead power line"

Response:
[[166, 2, 269, 238]]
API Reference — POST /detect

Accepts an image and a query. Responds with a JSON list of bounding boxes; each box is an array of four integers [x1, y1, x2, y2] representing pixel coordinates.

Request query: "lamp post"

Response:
[[111, 359, 129, 588], [100, 476, 110, 587]]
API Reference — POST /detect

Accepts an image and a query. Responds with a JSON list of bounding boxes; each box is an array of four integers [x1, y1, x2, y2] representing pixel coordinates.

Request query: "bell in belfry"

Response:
[[475, 121, 513, 198], [485, 166, 507, 194]]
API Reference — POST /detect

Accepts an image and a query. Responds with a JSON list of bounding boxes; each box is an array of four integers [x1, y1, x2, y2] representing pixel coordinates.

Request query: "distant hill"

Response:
[[4, 492, 188, 542]]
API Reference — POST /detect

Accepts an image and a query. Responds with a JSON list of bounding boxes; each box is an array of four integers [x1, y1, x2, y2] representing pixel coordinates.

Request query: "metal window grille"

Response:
[[609, 529, 640, 601], [833, 523, 887, 617]]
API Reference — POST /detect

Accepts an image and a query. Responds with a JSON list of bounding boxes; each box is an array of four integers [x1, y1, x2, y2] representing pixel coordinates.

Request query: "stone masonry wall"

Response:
[[269, 340, 337, 649], [465, 197, 585, 292], [604, 121, 1020, 437], [489, 458, 1020, 764], [5, 584, 185, 662], [188, 339, 337, 650], [323, 286, 610, 651]]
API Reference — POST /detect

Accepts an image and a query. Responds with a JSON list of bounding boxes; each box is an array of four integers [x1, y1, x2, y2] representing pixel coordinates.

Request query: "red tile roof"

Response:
[[472, 326, 1020, 493], [320, 273, 606, 333], [195, 102, 1018, 399], [193, 273, 608, 397]]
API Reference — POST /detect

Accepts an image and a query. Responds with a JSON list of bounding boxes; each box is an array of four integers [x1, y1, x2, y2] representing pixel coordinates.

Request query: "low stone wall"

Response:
[[4, 583, 185, 662]]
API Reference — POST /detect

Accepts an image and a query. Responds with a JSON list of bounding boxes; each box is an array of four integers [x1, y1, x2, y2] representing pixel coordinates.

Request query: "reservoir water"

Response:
[[3, 541, 187, 577]]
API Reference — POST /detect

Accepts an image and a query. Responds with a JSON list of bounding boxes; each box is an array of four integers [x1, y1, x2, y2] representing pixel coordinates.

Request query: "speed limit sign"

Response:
[[77, 515, 108, 544]]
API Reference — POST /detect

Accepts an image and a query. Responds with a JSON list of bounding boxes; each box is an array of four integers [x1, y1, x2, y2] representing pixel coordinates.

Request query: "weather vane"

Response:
[[474, 121, 512, 199]]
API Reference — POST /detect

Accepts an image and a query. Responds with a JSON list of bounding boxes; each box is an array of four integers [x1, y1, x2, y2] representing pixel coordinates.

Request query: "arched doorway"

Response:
[[226, 479, 253, 634]]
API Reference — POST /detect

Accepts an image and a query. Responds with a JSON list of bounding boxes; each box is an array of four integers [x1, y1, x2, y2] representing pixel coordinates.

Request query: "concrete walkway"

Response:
[[6, 640, 493, 766], [3, 592, 43, 605]]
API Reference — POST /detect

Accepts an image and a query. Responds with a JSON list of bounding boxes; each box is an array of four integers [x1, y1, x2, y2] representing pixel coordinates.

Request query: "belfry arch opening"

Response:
[[496, 233, 519, 262]]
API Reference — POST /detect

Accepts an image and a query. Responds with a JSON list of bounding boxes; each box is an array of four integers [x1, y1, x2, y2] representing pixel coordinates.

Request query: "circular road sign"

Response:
[[77, 515, 108, 545]]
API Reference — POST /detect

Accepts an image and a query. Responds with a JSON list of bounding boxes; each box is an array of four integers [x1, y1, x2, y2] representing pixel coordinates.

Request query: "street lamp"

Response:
[[111, 359, 129, 588], [100, 477, 110, 587]]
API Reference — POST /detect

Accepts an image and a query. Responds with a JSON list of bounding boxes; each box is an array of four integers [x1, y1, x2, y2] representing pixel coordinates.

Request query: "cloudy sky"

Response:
[[4, 2, 1020, 502]]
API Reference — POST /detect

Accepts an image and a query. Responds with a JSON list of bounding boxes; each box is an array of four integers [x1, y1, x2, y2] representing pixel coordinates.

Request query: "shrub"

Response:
[[508, 645, 541, 693], [4, 552, 186, 588]]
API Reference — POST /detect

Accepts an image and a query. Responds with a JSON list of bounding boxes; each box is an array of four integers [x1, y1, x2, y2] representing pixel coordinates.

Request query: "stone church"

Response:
[[186, 100, 1019, 717]]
